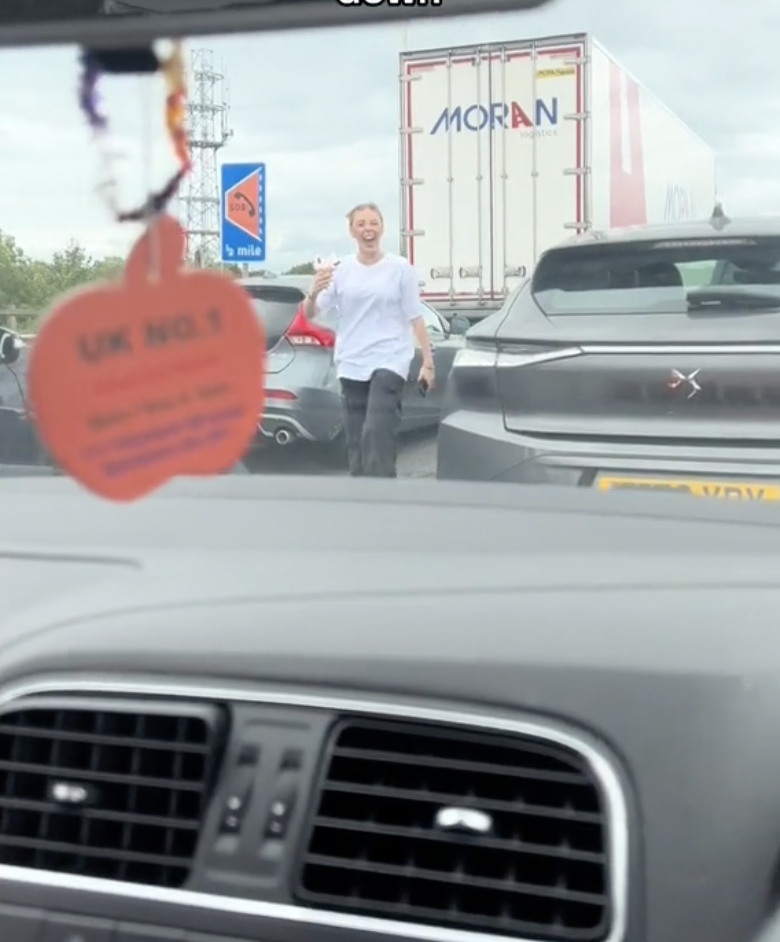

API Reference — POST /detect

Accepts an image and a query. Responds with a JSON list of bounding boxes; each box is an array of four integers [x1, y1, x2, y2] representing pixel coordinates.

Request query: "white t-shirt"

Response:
[[314, 253, 422, 382]]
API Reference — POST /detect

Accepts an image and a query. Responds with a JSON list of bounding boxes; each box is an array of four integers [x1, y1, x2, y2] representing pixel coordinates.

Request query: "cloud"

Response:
[[220, 26, 399, 153], [238, 134, 399, 262], [0, 0, 777, 272]]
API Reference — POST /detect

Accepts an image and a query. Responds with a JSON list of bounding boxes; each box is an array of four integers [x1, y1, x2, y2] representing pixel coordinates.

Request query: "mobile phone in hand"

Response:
[[418, 377, 429, 396]]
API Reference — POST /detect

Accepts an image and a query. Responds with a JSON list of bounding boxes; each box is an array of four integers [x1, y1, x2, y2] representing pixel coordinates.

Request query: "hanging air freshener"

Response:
[[27, 42, 265, 502]]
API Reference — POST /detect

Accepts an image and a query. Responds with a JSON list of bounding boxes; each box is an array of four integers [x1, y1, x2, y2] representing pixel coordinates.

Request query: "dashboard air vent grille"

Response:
[[0, 700, 227, 888], [296, 719, 611, 941]]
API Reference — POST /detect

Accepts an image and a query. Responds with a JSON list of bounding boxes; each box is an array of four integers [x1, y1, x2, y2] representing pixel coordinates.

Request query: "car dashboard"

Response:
[[0, 475, 777, 942]]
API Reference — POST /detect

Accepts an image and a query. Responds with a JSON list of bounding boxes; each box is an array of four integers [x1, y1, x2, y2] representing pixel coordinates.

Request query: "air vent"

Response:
[[0, 699, 227, 887], [296, 720, 611, 941]]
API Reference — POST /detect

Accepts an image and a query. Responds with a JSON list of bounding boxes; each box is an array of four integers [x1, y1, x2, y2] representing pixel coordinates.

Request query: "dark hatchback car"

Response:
[[241, 274, 468, 451], [0, 331, 249, 476], [0, 336, 50, 472], [437, 214, 780, 500]]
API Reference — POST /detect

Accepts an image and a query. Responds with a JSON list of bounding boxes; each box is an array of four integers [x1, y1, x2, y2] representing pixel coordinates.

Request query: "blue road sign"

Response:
[[219, 162, 266, 264]]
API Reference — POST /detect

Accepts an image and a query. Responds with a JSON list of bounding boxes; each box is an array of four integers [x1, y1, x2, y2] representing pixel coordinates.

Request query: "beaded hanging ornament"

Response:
[[25, 40, 266, 503], [77, 41, 191, 223]]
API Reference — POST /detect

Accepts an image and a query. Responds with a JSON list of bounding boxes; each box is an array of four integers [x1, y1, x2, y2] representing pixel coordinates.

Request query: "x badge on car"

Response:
[[668, 368, 702, 398]]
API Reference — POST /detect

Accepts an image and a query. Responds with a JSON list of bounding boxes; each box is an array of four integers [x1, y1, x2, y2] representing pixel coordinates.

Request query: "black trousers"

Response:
[[340, 369, 405, 477]]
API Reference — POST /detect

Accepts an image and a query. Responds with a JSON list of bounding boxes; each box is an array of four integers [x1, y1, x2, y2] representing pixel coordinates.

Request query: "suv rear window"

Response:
[[531, 236, 780, 315], [242, 284, 304, 347]]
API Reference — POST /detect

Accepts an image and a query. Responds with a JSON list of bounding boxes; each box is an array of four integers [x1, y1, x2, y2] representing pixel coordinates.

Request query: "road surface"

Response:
[[244, 428, 438, 478]]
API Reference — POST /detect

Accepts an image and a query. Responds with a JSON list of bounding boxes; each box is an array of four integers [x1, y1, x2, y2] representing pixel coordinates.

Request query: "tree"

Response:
[[48, 241, 95, 294], [285, 262, 315, 275], [92, 255, 125, 282], [0, 226, 276, 336], [0, 232, 37, 309], [0, 231, 132, 332]]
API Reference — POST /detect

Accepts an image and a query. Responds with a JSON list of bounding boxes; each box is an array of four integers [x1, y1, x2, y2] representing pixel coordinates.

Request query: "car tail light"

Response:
[[285, 304, 335, 347]]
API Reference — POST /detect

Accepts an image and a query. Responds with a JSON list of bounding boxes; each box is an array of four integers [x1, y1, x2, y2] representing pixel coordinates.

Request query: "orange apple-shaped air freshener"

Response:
[[27, 215, 265, 501]]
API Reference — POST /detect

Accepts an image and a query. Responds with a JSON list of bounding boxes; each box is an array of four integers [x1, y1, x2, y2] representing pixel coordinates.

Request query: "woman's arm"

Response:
[[400, 261, 434, 374], [303, 269, 337, 321], [411, 316, 434, 370]]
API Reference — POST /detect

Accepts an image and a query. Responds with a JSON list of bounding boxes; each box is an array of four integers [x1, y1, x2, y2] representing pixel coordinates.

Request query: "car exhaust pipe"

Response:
[[274, 427, 294, 446]]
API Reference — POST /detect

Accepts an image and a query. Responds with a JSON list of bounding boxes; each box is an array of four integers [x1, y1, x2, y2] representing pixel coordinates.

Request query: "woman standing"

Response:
[[302, 203, 435, 477]]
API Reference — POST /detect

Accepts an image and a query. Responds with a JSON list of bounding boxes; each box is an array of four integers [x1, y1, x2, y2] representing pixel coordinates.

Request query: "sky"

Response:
[[0, 0, 776, 272]]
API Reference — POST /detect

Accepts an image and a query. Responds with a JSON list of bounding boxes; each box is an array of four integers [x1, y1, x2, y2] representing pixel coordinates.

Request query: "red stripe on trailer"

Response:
[[608, 60, 647, 227]]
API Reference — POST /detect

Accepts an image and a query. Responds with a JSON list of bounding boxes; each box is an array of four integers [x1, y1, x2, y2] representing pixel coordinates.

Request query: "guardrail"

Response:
[[0, 310, 39, 341]]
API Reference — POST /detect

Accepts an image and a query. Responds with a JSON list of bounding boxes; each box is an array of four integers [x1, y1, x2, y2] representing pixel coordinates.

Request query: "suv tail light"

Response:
[[285, 305, 335, 347]]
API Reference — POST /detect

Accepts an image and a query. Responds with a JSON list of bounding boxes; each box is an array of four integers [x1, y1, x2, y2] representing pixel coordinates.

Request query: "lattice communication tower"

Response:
[[180, 49, 232, 266]]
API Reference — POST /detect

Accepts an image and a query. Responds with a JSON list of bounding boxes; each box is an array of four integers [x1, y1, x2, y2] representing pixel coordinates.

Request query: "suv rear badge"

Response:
[[668, 368, 702, 398]]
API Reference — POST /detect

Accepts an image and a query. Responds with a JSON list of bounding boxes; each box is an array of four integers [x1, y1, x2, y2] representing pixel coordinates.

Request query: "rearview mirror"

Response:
[[449, 315, 470, 335], [0, 331, 22, 365], [0, 0, 556, 48]]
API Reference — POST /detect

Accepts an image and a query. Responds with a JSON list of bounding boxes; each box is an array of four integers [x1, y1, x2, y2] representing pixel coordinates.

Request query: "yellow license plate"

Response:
[[597, 476, 780, 500]]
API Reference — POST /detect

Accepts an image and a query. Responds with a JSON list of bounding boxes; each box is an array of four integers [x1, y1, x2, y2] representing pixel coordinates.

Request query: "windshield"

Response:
[[1, 0, 777, 505], [532, 238, 780, 315], [243, 283, 306, 349]]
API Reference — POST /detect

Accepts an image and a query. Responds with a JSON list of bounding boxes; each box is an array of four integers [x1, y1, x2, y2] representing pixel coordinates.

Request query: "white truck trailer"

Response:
[[399, 33, 717, 315]]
